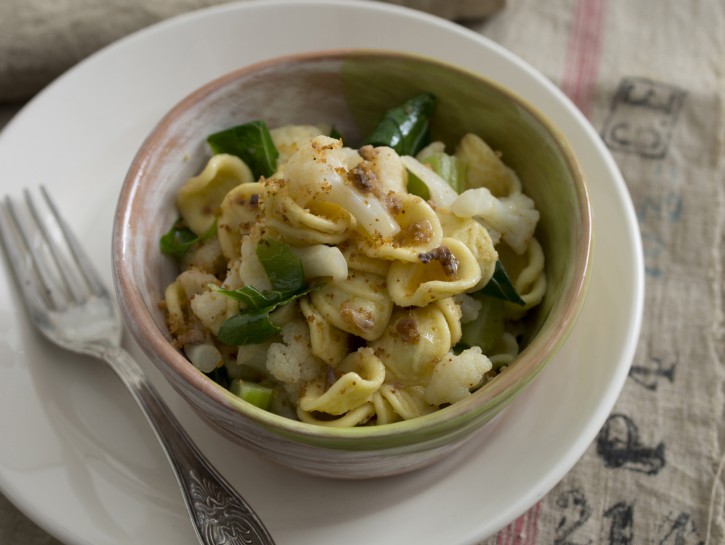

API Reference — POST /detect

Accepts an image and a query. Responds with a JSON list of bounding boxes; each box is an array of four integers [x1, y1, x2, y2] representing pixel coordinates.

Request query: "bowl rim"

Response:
[[113, 47, 593, 446]]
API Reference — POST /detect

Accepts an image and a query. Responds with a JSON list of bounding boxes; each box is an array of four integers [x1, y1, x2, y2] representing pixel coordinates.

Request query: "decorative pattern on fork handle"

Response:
[[100, 345, 276, 545], [189, 472, 268, 545]]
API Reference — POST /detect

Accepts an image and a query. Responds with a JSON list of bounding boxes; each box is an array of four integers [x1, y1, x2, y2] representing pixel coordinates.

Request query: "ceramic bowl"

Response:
[[112, 50, 592, 479]]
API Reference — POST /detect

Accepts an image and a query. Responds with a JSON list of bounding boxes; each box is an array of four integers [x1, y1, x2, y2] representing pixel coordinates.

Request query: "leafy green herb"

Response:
[[406, 171, 431, 200], [479, 261, 526, 305], [459, 294, 506, 354], [215, 239, 314, 346], [207, 120, 279, 178], [160, 218, 217, 257], [218, 310, 282, 346], [422, 153, 467, 194], [329, 126, 343, 140], [255, 238, 306, 293], [363, 93, 437, 156]]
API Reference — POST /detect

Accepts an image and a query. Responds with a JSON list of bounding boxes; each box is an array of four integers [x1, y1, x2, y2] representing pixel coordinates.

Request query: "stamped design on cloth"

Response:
[[596, 413, 666, 475], [629, 356, 676, 390], [601, 77, 687, 159], [550, 488, 705, 545]]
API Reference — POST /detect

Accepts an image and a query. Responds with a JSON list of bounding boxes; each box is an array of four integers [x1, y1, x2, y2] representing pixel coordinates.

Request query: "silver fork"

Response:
[[0, 187, 276, 545]]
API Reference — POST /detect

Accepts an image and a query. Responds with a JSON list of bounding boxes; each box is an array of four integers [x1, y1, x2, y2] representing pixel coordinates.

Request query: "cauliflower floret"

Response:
[[283, 135, 399, 237], [453, 293, 482, 324], [190, 289, 238, 336], [266, 320, 324, 386], [236, 225, 273, 291], [424, 346, 492, 406], [451, 187, 539, 255]]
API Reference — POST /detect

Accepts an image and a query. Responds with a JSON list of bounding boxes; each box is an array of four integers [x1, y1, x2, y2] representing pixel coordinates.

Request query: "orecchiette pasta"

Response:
[[161, 113, 546, 428], [177, 154, 254, 235]]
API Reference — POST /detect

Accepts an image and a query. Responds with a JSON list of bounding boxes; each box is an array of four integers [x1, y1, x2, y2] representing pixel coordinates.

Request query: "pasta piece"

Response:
[[290, 245, 348, 283], [175, 268, 219, 299], [370, 305, 453, 386], [298, 347, 385, 415], [379, 384, 437, 420], [299, 298, 350, 367], [216, 182, 264, 260], [387, 237, 481, 307], [450, 187, 539, 255], [439, 210, 498, 290], [400, 155, 458, 208], [263, 180, 355, 245], [163, 280, 187, 336], [357, 193, 443, 262], [434, 297, 463, 347], [371, 391, 402, 425], [309, 270, 393, 341], [358, 144, 408, 195], [488, 332, 519, 369], [177, 154, 254, 235], [297, 402, 375, 427], [338, 237, 391, 277], [454, 133, 520, 197], [424, 346, 492, 406], [270, 124, 330, 168], [498, 238, 547, 319]]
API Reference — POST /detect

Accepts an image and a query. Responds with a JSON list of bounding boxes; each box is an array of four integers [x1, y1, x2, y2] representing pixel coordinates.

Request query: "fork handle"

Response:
[[99, 345, 276, 545]]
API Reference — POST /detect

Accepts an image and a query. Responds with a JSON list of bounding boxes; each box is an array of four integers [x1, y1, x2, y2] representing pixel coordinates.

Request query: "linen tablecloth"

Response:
[[1, 1, 723, 544]]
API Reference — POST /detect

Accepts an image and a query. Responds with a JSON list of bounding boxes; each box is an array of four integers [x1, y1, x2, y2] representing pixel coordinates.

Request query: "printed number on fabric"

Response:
[[596, 413, 666, 475], [553, 489, 704, 545]]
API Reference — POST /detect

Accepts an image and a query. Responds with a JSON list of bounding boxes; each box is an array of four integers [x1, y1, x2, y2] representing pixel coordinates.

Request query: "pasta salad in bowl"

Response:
[[113, 50, 591, 478]]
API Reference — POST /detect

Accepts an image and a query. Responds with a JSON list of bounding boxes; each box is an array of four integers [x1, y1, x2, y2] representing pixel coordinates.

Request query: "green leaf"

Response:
[[160, 217, 216, 257], [363, 93, 437, 156], [207, 120, 279, 178], [460, 295, 506, 354], [422, 153, 467, 194], [211, 284, 286, 310], [406, 171, 431, 200], [255, 238, 306, 293], [479, 261, 526, 305], [217, 311, 282, 346], [329, 126, 343, 140], [214, 239, 318, 346]]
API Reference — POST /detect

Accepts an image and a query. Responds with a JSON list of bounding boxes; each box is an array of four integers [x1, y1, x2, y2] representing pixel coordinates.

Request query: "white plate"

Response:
[[0, 1, 643, 544]]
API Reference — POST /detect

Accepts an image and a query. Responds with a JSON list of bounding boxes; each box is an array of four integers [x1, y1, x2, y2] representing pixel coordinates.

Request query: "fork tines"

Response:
[[0, 187, 106, 311]]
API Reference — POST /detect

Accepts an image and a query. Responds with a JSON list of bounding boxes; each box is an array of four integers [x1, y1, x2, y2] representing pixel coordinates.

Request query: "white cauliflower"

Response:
[[451, 187, 539, 255], [266, 320, 324, 387], [190, 289, 238, 336], [424, 346, 492, 406], [453, 293, 482, 324]]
